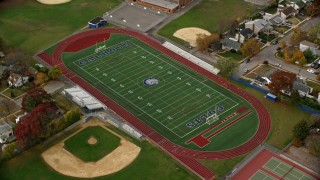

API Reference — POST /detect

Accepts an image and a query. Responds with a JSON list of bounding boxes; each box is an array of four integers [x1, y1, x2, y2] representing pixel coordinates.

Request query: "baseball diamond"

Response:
[[36, 28, 271, 179]]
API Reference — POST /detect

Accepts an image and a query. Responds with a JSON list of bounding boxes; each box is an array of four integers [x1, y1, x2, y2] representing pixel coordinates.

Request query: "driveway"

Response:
[[236, 16, 320, 80]]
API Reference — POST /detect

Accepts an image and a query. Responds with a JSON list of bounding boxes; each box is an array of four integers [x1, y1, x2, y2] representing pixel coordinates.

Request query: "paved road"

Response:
[[236, 16, 320, 80]]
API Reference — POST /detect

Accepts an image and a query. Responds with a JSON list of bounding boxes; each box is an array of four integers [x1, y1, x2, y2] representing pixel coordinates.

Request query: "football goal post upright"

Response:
[[206, 105, 219, 125]]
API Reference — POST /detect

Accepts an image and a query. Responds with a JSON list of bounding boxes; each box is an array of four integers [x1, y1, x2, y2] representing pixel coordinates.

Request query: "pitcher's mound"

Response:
[[173, 27, 211, 47], [37, 0, 71, 5], [88, 136, 97, 145]]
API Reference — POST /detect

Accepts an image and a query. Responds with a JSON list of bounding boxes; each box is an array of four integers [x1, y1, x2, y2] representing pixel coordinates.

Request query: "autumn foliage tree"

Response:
[[15, 102, 58, 149], [34, 72, 49, 86], [307, 0, 320, 16], [196, 33, 220, 52], [21, 87, 52, 112], [269, 71, 296, 94], [240, 38, 261, 57], [48, 65, 62, 80], [290, 27, 306, 45]]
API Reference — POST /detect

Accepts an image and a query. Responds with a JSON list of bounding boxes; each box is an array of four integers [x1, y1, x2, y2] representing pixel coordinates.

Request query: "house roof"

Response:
[[293, 80, 311, 93], [269, 15, 284, 25], [288, 0, 306, 8], [300, 40, 320, 49], [0, 123, 12, 134], [252, 19, 272, 30], [281, 6, 296, 15], [8, 72, 21, 84], [240, 28, 254, 38], [222, 38, 241, 50], [89, 17, 105, 25], [141, 0, 179, 9]]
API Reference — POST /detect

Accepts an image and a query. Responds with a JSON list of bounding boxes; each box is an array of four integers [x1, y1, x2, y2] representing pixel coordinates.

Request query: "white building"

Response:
[[0, 123, 13, 144], [300, 40, 320, 54], [7, 73, 29, 88], [62, 86, 105, 111]]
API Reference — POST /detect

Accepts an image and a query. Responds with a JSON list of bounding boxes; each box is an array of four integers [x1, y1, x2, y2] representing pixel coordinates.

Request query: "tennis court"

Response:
[[263, 158, 316, 180], [250, 170, 276, 180]]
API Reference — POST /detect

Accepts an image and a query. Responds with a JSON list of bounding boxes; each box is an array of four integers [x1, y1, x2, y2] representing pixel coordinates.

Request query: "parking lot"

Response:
[[104, 3, 167, 32]]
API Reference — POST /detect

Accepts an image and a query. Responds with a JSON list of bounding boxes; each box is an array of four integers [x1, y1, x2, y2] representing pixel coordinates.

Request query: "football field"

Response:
[[62, 33, 258, 150]]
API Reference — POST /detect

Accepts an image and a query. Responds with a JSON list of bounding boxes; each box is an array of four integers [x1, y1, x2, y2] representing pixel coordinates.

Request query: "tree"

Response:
[[269, 71, 296, 94], [290, 27, 306, 45], [12, 60, 28, 74], [21, 87, 52, 112], [2, 142, 16, 160], [279, 40, 287, 50], [196, 33, 220, 52], [303, 48, 315, 63], [291, 49, 307, 65], [307, 0, 320, 16], [34, 72, 49, 86], [292, 119, 310, 141], [240, 38, 261, 57], [48, 65, 62, 80], [0, 99, 16, 119], [4, 52, 27, 65], [306, 135, 320, 157], [214, 58, 236, 77], [15, 102, 58, 148]]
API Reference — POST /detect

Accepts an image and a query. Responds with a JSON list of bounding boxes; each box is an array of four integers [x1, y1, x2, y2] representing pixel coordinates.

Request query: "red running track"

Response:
[[36, 28, 272, 180]]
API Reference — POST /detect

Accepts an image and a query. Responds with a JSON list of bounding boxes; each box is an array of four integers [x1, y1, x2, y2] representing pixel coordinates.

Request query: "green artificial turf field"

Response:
[[62, 33, 259, 151], [64, 126, 120, 162]]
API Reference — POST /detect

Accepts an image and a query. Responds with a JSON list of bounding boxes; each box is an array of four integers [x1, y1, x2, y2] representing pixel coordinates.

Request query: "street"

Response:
[[236, 16, 320, 80]]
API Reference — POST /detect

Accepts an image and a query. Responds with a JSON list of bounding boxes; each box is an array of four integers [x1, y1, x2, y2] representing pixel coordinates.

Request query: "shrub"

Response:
[[292, 138, 303, 147]]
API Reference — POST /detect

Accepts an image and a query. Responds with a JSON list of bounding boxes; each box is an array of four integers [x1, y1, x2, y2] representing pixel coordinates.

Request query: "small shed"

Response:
[[88, 17, 107, 28], [266, 93, 277, 102]]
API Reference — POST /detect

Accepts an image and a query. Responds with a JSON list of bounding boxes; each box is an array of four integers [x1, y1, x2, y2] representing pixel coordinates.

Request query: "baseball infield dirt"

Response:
[[42, 119, 141, 178], [36, 0, 71, 5], [173, 27, 211, 47]]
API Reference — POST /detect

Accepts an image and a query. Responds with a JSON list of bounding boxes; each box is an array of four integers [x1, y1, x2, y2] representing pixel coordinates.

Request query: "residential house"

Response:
[[245, 19, 273, 34], [293, 79, 313, 97], [264, 14, 285, 26], [235, 28, 254, 43], [286, 0, 306, 11], [0, 123, 13, 144], [128, 0, 192, 13], [300, 40, 320, 54], [221, 38, 241, 51], [279, 6, 297, 19], [7, 72, 29, 88]]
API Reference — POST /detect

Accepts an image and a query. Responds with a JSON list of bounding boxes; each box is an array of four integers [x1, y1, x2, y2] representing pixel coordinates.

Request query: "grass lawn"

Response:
[[64, 126, 120, 162], [0, 122, 197, 180], [0, 0, 121, 55], [2, 88, 25, 99], [232, 81, 311, 149], [53, 93, 73, 111], [0, 80, 8, 92], [217, 51, 245, 62], [200, 155, 246, 179], [274, 26, 291, 34], [252, 65, 276, 75], [287, 17, 300, 25], [306, 80, 320, 91], [246, 72, 257, 79], [158, 0, 258, 44]]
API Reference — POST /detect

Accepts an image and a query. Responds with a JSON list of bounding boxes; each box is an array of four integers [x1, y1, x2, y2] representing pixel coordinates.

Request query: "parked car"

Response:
[[275, 63, 282, 68], [271, 40, 278, 45], [307, 68, 315, 73]]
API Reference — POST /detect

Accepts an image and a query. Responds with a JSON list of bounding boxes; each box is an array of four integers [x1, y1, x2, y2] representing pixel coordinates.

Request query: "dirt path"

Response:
[[42, 119, 141, 178]]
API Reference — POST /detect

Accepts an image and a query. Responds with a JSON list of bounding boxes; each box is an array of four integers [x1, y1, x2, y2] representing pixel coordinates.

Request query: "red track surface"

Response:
[[36, 28, 272, 180], [232, 148, 320, 180]]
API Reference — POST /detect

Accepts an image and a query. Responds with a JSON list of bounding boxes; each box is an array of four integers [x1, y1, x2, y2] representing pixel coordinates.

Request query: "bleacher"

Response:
[[162, 41, 220, 75]]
